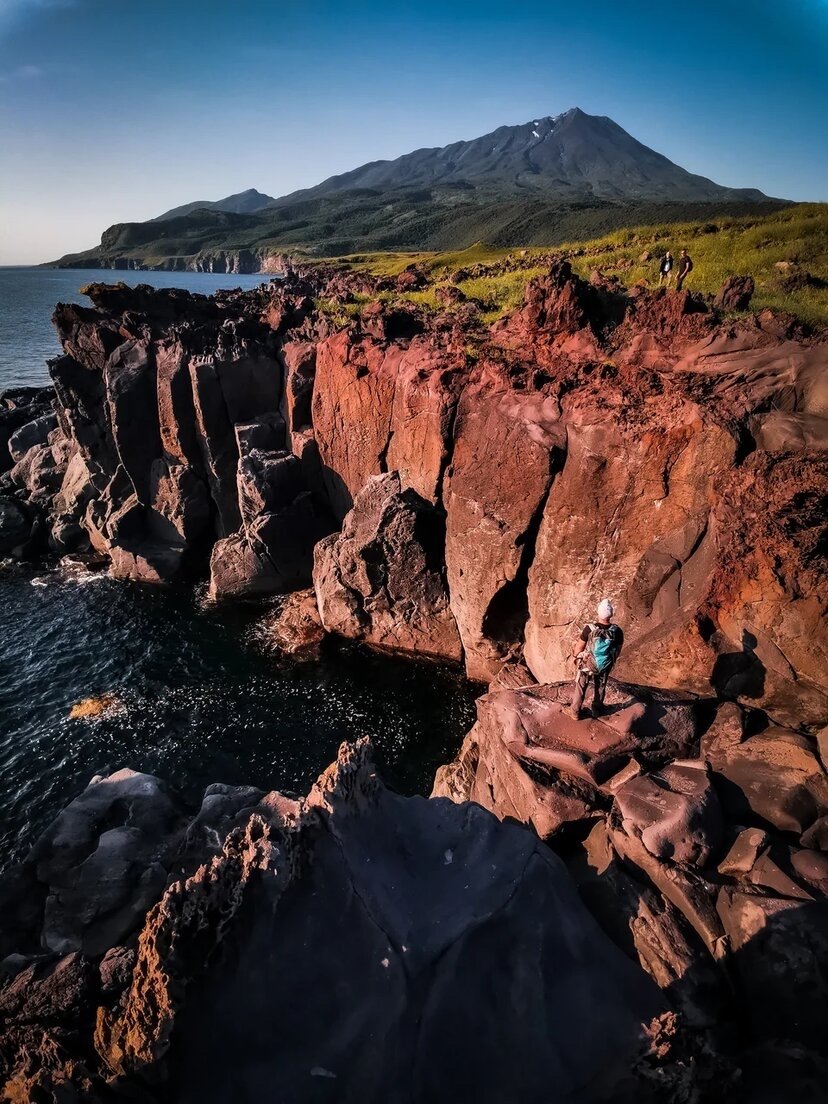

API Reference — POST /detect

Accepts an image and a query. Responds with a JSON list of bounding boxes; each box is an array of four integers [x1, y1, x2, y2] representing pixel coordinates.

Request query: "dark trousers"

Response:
[[571, 665, 610, 716]]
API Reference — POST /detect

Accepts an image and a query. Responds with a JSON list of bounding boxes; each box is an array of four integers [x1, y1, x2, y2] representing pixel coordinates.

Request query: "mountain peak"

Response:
[[152, 188, 276, 223], [284, 109, 767, 205]]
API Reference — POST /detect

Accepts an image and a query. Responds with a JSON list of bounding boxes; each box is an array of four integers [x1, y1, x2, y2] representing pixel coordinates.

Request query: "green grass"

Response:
[[327, 204, 828, 326]]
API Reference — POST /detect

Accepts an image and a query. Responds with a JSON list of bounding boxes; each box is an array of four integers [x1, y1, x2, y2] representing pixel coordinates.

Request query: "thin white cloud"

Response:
[[0, 62, 43, 81]]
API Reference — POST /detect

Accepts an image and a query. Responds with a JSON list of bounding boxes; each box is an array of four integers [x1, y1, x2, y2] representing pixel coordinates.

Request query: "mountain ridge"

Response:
[[50, 107, 777, 269], [278, 108, 767, 204], [151, 187, 277, 222]]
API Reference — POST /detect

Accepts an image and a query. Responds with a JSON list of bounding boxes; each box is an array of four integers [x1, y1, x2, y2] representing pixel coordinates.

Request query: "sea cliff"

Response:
[[1, 260, 827, 1101]]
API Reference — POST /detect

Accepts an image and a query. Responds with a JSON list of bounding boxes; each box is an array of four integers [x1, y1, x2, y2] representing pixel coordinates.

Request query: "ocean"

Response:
[[0, 268, 476, 871], [0, 267, 276, 390]]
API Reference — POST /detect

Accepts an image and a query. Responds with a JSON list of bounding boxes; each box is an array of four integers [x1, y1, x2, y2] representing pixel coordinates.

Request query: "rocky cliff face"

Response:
[[2, 261, 828, 1101], [431, 670, 828, 1100], [0, 742, 668, 1103], [2, 261, 825, 725]]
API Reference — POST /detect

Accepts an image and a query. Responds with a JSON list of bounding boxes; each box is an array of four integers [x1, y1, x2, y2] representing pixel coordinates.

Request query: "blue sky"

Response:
[[1, 0, 826, 264]]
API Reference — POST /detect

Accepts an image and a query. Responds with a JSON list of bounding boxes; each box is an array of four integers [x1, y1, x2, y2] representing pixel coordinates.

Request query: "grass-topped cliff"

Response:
[[325, 204, 828, 326]]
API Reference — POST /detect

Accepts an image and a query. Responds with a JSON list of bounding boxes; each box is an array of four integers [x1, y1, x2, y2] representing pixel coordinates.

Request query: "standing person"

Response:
[[569, 599, 624, 720], [659, 250, 674, 285], [675, 249, 694, 291]]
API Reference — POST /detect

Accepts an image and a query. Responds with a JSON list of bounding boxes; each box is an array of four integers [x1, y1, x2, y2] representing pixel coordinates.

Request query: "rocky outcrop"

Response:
[[314, 472, 462, 661], [0, 742, 664, 1103], [4, 260, 827, 721], [433, 677, 828, 1094], [713, 275, 755, 312], [256, 587, 326, 658]]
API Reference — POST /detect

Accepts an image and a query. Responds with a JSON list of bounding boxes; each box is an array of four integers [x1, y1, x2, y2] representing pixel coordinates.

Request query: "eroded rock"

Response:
[[314, 471, 462, 661]]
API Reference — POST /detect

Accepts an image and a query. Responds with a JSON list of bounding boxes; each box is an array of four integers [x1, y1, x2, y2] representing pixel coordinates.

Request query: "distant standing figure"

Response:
[[675, 249, 694, 291], [659, 250, 674, 285], [569, 599, 624, 720]]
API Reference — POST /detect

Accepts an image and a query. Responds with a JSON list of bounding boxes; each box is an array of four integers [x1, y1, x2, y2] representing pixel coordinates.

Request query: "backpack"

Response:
[[586, 622, 621, 673]]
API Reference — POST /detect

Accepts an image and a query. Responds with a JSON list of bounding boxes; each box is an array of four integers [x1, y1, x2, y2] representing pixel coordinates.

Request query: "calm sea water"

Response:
[[0, 267, 275, 390], [0, 269, 477, 870], [0, 563, 475, 872]]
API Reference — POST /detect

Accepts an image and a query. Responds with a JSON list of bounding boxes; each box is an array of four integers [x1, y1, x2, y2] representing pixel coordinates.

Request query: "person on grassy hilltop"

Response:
[[676, 248, 694, 291], [568, 599, 624, 720], [659, 250, 674, 285]]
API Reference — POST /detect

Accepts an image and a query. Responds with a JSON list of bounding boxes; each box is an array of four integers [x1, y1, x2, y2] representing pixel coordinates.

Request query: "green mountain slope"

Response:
[[49, 108, 779, 271]]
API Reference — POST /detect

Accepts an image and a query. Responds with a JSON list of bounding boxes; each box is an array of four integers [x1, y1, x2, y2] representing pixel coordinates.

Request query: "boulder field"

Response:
[[1, 260, 827, 1100]]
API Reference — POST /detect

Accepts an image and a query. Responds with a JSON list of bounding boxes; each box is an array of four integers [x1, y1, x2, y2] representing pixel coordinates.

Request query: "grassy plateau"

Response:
[[327, 204, 828, 326]]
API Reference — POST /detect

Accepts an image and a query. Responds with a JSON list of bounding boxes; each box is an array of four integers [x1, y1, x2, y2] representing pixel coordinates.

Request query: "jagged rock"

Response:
[[713, 275, 755, 311], [257, 588, 325, 657], [0, 742, 668, 1102], [314, 472, 461, 661], [717, 827, 769, 877], [608, 814, 727, 961], [802, 815, 828, 851], [91, 741, 660, 1101], [571, 820, 727, 1028], [434, 681, 697, 840]]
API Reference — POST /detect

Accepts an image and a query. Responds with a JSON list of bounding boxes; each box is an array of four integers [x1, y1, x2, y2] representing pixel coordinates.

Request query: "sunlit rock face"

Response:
[[4, 262, 827, 722]]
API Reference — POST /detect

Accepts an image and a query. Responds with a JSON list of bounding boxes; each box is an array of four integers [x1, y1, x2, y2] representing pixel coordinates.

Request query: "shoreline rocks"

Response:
[[2, 261, 825, 724], [0, 741, 667, 1103]]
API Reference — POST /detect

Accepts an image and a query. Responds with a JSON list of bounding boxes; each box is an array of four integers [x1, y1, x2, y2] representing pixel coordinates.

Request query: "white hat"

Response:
[[597, 598, 614, 620]]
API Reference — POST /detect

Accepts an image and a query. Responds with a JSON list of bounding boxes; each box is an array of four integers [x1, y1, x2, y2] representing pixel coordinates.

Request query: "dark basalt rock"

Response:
[[0, 742, 664, 1103]]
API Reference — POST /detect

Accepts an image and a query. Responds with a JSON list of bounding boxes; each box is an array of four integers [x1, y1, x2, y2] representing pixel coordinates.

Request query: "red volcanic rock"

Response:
[[434, 680, 698, 840], [385, 344, 466, 504], [4, 264, 824, 726], [713, 275, 755, 312], [523, 408, 737, 696], [444, 383, 565, 681], [394, 266, 428, 292], [257, 588, 326, 658], [314, 472, 462, 661], [280, 340, 316, 449], [209, 451, 325, 600], [705, 725, 828, 834], [491, 260, 611, 366], [613, 760, 723, 867], [311, 331, 399, 520]]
